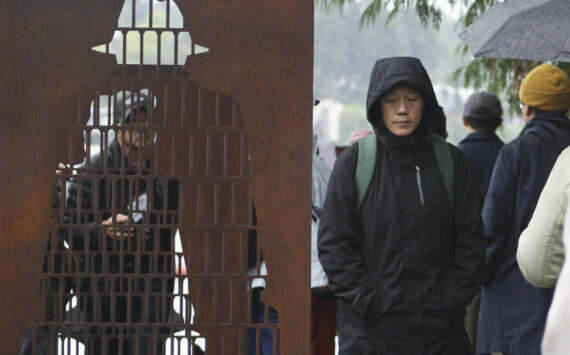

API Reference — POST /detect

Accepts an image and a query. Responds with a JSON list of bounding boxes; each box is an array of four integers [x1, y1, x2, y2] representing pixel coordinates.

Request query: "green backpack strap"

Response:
[[356, 135, 377, 211], [429, 133, 454, 208], [356, 134, 454, 211]]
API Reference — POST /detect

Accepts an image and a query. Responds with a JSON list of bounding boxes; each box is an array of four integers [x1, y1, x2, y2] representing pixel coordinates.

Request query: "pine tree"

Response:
[[318, 0, 570, 115]]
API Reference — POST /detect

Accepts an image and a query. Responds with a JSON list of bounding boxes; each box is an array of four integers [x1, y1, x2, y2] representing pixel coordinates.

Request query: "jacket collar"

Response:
[[522, 111, 570, 133], [459, 131, 502, 144], [520, 111, 570, 153]]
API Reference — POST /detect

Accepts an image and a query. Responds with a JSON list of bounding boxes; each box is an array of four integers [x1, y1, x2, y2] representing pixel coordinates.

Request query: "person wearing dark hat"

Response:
[[65, 91, 179, 354], [318, 57, 484, 354], [477, 64, 570, 355], [456, 91, 504, 354], [458, 91, 504, 197]]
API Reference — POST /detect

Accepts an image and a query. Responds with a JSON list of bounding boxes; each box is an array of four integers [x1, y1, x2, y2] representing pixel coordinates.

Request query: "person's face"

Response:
[[120, 108, 156, 149], [519, 101, 535, 123], [380, 84, 424, 137]]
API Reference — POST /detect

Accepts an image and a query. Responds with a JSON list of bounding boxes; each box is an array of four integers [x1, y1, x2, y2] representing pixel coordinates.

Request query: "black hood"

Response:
[[366, 57, 441, 145]]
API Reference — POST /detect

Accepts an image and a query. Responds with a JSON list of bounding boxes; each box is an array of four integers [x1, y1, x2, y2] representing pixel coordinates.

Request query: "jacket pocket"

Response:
[[438, 270, 472, 315], [363, 284, 388, 324]]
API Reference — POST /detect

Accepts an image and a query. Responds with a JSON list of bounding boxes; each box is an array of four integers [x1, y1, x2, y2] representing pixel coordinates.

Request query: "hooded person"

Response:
[[317, 56, 485, 354], [478, 63, 570, 355]]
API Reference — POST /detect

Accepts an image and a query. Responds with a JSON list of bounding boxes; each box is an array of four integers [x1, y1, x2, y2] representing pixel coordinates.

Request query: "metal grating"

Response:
[[30, 84, 261, 354]]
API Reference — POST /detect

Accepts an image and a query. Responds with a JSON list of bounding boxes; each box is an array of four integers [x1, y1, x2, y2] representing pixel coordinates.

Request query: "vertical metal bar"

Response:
[[156, 30, 162, 77], [121, 30, 128, 72], [213, 181, 218, 225], [240, 132, 245, 179], [194, 278, 201, 325], [180, 83, 185, 127], [205, 130, 210, 177], [172, 30, 179, 76], [94, 92, 100, 127], [231, 181, 236, 227], [255, 327, 261, 355], [188, 130, 193, 177], [214, 93, 220, 128], [172, 131, 176, 176], [273, 326, 278, 355], [223, 132, 228, 177], [165, 0, 171, 29], [139, 30, 144, 76], [131, 0, 136, 28], [220, 328, 225, 354], [149, 0, 153, 29]]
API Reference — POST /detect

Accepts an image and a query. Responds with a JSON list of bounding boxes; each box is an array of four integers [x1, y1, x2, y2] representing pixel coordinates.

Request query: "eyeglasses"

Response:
[[518, 101, 525, 110]]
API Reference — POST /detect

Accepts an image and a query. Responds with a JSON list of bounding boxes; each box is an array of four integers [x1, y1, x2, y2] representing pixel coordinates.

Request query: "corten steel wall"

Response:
[[0, 0, 313, 354]]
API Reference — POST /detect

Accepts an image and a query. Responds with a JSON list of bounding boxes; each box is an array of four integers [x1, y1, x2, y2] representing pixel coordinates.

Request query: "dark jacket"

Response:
[[66, 140, 178, 319], [458, 131, 504, 197], [478, 111, 570, 355], [318, 57, 485, 355]]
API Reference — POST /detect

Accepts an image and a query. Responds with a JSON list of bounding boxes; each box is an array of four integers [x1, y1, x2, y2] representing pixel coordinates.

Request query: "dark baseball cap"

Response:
[[463, 91, 502, 121], [114, 92, 150, 124]]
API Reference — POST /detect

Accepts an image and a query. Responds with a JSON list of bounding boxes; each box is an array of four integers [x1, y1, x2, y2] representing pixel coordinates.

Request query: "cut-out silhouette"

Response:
[[92, 0, 208, 65]]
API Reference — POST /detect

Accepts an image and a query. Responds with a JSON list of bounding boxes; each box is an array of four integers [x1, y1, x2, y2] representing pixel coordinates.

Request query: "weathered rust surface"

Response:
[[0, 0, 313, 354], [0, 2, 122, 353]]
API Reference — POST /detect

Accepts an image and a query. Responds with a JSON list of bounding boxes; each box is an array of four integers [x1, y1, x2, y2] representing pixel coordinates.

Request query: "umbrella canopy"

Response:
[[458, 0, 570, 62]]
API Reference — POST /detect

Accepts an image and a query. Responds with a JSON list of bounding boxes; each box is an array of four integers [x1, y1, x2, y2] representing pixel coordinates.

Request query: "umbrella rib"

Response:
[[516, 0, 567, 59]]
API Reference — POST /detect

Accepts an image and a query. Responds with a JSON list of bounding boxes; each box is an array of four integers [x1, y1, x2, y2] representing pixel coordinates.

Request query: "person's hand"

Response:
[[102, 213, 134, 239]]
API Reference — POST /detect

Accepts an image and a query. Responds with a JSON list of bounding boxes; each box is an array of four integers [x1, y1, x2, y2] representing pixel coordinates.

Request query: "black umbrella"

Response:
[[458, 0, 570, 62]]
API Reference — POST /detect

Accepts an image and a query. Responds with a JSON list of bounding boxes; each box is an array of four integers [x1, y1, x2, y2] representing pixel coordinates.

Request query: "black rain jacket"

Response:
[[458, 131, 504, 197], [318, 57, 485, 355]]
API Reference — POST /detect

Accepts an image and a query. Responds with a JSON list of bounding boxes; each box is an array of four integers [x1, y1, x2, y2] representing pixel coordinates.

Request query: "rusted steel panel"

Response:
[[0, 0, 312, 354]]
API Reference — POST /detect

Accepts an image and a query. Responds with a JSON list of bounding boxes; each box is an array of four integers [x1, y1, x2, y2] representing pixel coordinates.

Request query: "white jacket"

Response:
[[542, 201, 570, 354], [517, 146, 570, 287]]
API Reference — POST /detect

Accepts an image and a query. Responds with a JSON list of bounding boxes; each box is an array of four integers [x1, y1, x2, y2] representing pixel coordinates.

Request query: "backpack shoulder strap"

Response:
[[356, 135, 377, 211], [429, 133, 454, 208]]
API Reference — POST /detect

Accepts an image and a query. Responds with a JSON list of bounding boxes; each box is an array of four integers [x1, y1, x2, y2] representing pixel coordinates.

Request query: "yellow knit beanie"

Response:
[[519, 64, 570, 111]]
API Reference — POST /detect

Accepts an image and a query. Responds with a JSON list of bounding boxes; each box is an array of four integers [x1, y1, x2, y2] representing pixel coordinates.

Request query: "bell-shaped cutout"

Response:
[[92, 0, 208, 65]]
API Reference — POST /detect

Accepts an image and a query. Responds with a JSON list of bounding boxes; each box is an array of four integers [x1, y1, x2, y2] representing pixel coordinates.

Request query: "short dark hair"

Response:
[[465, 115, 501, 131]]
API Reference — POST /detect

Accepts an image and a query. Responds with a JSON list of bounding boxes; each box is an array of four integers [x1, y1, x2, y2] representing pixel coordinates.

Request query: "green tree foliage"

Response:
[[318, 0, 570, 115], [314, 4, 466, 106], [322, 0, 447, 29]]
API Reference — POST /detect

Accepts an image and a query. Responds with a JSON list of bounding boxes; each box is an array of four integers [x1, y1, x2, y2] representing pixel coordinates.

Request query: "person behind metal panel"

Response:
[[477, 64, 570, 355], [318, 56, 485, 354], [65, 91, 179, 355], [334, 129, 374, 158], [310, 132, 336, 355]]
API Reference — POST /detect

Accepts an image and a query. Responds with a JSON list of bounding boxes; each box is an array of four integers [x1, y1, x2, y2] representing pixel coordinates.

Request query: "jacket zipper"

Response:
[[415, 165, 424, 205]]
